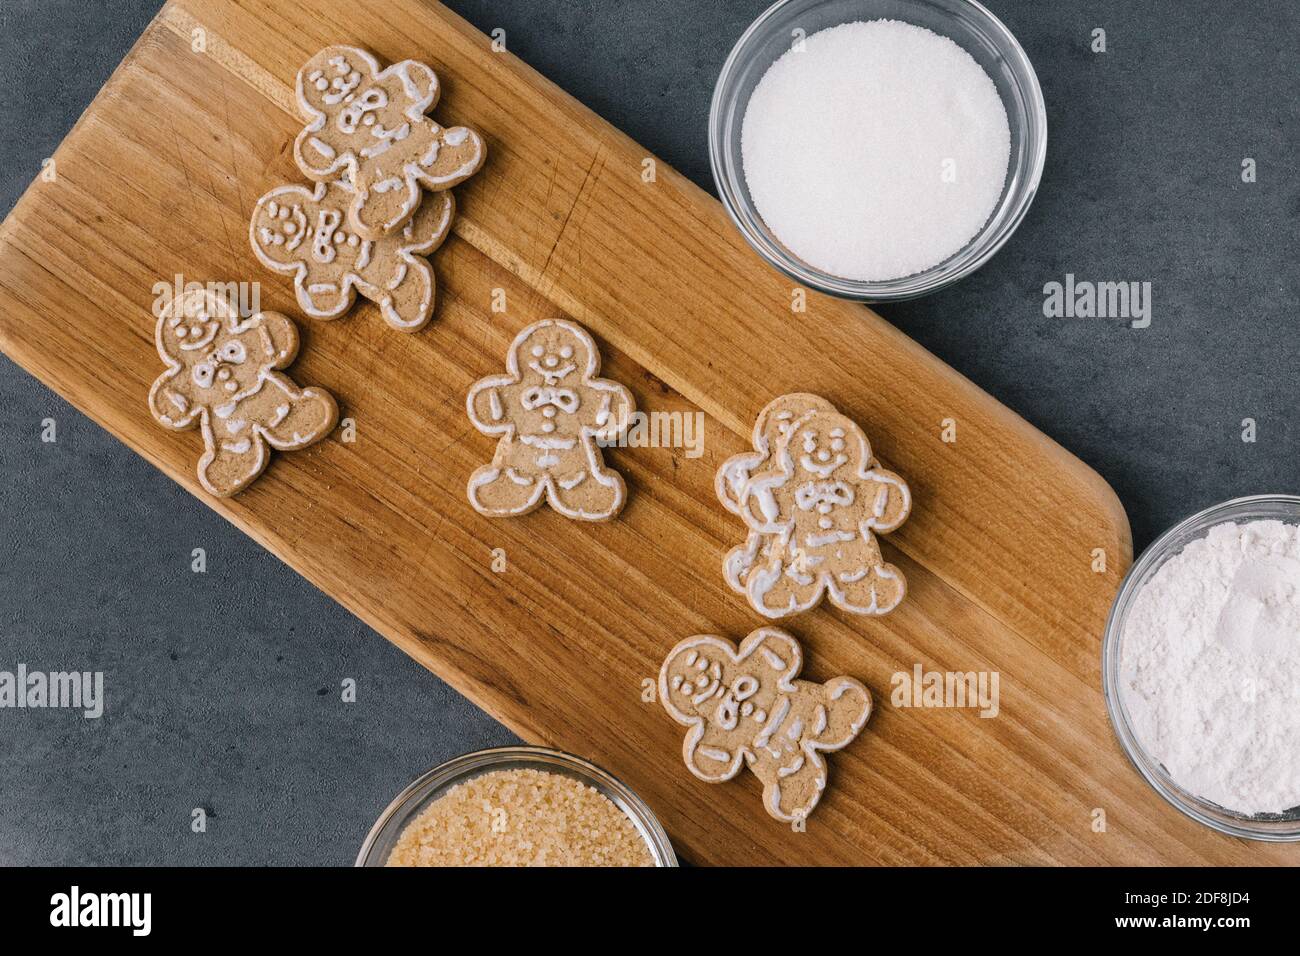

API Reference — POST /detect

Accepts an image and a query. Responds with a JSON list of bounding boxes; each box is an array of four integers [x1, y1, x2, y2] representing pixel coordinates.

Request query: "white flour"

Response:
[[1120, 519, 1300, 815]]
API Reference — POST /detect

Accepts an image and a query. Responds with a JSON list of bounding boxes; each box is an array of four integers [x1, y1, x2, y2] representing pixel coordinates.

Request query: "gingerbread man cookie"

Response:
[[659, 627, 872, 822], [250, 180, 453, 332], [718, 394, 911, 618], [294, 45, 485, 240], [466, 319, 635, 521], [148, 289, 338, 497]]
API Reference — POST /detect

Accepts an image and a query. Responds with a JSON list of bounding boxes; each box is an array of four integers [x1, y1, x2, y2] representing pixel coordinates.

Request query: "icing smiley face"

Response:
[[293, 45, 486, 240], [659, 628, 872, 823], [252, 197, 311, 261], [465, 319, 636, 521], [149, 289, 338, 497], [664, 644, 771, 736], [788, 413, 868, 534], [250, 180, 453, 332]]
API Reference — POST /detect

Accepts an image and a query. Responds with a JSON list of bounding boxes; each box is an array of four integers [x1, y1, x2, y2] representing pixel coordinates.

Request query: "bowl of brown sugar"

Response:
[[357, 746, 678, 867]]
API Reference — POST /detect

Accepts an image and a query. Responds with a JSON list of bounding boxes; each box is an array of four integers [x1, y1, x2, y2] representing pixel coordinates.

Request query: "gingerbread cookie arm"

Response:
[[742, 627, 804, 685], [859, 465, 912, 532], [813, 677, 873, 750], [428, 127, 485, 192], [737, 467, 793, 533], [390, 59, 440, 117], [581, 379, 635, 441], [148, 366, 200, 431], [466, 375, 521, 436]]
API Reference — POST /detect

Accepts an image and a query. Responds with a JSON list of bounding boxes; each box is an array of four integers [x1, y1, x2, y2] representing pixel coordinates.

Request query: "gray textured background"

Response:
[[1, 0, 1296, 865]]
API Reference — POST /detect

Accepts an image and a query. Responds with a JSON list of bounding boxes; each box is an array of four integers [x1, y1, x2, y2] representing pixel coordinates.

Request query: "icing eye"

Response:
[[278, 207, 289, 220], [333, 232, 345, 244], [284, 222, 297, 235], [267, 201, 279, 217], [217, 367, 231, 381], [681, 682, 694, 695], [531, 345, 544, 357], [733, 675, 759, 700], [347, 234, 359, 246], [831, 438, 845, 452], [817, 449, 830, 462], [544, 355, 558, 367], [314, 77, 328, 91], [560, 345, 573, 359], [176, 326, 189, 338], [192, 364, 214, 388], [220, 341, 246, 364]]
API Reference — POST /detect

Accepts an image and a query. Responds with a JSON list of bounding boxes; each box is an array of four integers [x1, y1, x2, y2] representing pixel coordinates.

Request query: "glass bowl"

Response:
[[708, 0, 1047, 301], [356, 745, 678, 866], [1102, 494, 1300, 842]]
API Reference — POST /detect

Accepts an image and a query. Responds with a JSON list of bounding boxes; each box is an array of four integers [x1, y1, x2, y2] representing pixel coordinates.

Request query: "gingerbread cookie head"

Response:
[[717, 392, 834, 516], [149, 289, 338, 496], [659, 628, 872, 822], [776, 407, 910, 534], [466, 319, 635, 521], [250, 179, 453, 331], [293, 45, 485, 240]]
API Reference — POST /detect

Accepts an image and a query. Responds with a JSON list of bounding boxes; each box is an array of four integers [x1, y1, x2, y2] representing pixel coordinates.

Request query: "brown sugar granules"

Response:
[[386, 768, 656, 867]]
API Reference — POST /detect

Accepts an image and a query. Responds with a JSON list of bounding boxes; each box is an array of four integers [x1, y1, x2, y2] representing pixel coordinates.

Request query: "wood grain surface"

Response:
[[0, 0, 1287, 864]]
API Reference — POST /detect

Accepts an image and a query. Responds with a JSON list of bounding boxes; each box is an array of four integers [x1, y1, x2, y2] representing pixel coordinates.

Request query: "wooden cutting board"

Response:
[[0, 0, 1286, 865]]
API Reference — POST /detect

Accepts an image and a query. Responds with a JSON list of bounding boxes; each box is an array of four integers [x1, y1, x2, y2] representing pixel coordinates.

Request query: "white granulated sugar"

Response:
[[741, 20, 1011, 281], [1120, 520, 1300, 815]]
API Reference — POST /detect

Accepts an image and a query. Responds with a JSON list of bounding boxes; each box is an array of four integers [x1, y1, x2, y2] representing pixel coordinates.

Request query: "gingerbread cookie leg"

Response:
[[760, 749, 830, 823], [833, 561, 906, 615], [197, 416, 269, 497], [746, 554, 822, 619], [546, 444, 626, 520], [255, 374, 339, 451], [467, 461, 548, 517]]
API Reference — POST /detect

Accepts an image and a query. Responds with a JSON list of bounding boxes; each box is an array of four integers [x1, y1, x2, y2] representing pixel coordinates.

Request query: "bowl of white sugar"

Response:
[[709, 0, 1045, 300], [1103, 495, 1300, 841]]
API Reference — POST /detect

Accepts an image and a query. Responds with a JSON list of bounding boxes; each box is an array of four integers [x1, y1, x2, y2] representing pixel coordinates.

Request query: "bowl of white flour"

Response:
[[1104, 495, 1300, 841], [708, 0, 1046, 300]]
